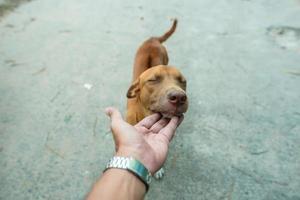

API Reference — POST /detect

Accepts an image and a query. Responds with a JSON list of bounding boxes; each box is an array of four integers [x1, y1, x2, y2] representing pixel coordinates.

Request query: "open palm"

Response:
[[105, 107, 183, 174]]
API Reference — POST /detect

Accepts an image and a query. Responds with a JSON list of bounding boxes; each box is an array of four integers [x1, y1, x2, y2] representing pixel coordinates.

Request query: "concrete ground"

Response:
[[1, 0, 300, 199]]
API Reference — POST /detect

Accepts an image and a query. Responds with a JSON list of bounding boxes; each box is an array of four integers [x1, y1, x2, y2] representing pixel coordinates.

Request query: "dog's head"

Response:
[[127, 65, 188, 118]]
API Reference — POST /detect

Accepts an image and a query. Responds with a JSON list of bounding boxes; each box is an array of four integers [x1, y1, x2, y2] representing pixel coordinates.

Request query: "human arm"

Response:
[[86, 107, 183, 200]]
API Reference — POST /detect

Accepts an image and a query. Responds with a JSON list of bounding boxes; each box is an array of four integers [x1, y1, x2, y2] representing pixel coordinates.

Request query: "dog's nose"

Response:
[[167, 91, 187, 105]]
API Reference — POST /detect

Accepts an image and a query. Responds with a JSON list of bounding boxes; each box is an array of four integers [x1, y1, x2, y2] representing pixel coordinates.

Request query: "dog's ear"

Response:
[[127, 79, 140, 98]]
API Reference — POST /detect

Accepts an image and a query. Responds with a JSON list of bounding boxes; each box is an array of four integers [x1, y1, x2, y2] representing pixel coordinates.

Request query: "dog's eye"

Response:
[[147, 76, 161, 83]]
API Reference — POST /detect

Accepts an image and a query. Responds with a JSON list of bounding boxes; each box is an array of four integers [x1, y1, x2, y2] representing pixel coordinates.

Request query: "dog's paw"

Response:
[[154, 167, 165, 180]]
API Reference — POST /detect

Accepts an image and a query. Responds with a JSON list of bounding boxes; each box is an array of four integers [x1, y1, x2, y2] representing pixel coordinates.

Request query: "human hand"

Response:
[[105, 107, 184, 174]]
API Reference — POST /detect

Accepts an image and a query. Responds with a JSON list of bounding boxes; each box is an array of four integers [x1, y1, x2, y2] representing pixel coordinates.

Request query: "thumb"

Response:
[[105, 107, 123, 120], [105, 107, 124, 128], [105, 107, 126, 151]]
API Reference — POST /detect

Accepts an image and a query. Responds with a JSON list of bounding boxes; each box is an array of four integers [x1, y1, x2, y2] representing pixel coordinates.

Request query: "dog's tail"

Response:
[[156, 19, 177, 43]]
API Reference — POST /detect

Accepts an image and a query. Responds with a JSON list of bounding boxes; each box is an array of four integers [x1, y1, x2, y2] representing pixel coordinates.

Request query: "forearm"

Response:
[[86, 168, 146, 200]]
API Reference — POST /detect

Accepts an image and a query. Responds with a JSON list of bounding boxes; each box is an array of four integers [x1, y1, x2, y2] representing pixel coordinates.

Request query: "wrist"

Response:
[[105, 156, 152, 192], [87, 158, 148, 200], [95, 169, 146, 199]]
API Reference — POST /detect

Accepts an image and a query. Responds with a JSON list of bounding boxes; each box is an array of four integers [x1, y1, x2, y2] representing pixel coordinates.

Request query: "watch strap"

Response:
[[105, 156, 152, 191]]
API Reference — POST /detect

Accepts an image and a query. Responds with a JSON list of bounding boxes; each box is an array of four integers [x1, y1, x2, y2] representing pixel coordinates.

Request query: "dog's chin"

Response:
[[159, 111, 182, 119], [149, 101, 187, 119], [150, 107, 185, 119]]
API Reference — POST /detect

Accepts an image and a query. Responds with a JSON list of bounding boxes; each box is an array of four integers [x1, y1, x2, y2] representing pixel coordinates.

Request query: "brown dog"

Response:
[[126, 19, 188, 125]]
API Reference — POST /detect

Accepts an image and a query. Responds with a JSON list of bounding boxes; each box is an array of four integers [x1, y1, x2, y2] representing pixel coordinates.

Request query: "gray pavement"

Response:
[[0, 0, 300, 199]]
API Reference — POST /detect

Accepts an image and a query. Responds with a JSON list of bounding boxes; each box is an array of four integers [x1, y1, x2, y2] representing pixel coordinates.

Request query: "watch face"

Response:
[[128, 158, 151, 183]]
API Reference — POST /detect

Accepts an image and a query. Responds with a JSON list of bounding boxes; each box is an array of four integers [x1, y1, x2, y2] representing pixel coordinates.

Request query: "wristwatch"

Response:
[[104, 156, 152, 191]]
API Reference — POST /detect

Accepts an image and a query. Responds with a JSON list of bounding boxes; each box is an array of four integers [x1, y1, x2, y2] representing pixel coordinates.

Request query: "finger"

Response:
[[150, 118, 170, 133], [136, 113, 161, 129], [105, 107, 123, 122], [104, 107, 125, 134], [159, 116, 180, 142]]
